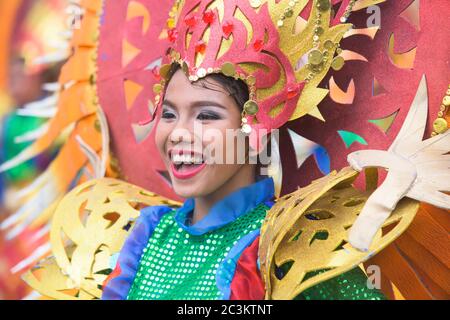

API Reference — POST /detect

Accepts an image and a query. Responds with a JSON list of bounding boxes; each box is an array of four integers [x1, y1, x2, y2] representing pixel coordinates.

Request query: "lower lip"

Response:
[[170, 162, 207, 180]]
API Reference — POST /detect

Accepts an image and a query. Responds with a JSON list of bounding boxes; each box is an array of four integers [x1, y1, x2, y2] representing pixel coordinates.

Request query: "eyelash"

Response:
[[197, 111, 221, 121], [161, 109, 176, 119], [161, 109, 222, 121]]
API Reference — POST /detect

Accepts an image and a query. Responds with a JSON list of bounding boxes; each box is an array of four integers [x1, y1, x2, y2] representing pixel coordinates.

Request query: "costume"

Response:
[[105, 179, 274, 300], [0, 0, 67, 300], [102, 178, 386, 300], [0, 0, 448, 300]]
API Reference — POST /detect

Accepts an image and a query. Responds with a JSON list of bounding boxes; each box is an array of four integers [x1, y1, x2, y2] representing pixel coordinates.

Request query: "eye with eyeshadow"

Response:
[[196, 110, 222, 121], [161, 107, 177, 120]]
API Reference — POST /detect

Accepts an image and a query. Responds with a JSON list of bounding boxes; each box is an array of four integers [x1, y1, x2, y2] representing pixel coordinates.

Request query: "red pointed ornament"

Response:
[[287, 84, 300, 99], [195, 40, 206, 54], [222, 20, 234, 38], [202, 10, 215, 24], [184, 15, 197, 28], [167, 28, 178, 42], [253, 39, 264, 52]]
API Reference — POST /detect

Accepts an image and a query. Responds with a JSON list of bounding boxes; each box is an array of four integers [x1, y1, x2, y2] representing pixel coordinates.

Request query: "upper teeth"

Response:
[[172, 153, 202, 164]]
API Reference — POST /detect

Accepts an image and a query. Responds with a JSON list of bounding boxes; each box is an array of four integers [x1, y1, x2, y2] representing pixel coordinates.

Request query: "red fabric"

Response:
[[102, 263, 122, 289], [230, 236, 265, 300]]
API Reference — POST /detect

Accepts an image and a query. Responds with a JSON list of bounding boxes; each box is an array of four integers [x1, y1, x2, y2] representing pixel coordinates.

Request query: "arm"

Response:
[[102, 205, 172, 300], [229, 236, 265, 300]]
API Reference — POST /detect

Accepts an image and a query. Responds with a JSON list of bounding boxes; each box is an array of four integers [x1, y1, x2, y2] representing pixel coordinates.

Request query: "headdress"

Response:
[[156, 0, 357, 150]]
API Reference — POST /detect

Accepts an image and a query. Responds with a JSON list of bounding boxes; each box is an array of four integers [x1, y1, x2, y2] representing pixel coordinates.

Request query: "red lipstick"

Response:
[[170, 162, 206, 180]]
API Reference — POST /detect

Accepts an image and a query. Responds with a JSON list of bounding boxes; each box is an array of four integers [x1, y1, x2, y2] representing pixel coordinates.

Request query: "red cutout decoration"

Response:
[[253, 39, 264, 52], [185, 15, 197, 28], [222, 20, 234, 38], [195, 40, 206, 54], [202, 10, 215, 24], [167, 28, 178, 42], [287, 85, 301, 99]]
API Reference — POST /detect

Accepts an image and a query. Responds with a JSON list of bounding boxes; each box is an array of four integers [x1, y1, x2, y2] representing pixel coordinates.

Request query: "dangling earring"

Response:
[[241, 99, 259, 134]]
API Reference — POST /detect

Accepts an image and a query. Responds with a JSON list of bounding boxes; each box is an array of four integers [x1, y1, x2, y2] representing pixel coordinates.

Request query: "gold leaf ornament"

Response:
[[259, 167, 419, 300], [23, 178, 180, 300]]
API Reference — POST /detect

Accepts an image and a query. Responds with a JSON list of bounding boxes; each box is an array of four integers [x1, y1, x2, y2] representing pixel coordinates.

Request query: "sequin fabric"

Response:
[[297, 267, 386, 300], [127, 203, 269, 300]]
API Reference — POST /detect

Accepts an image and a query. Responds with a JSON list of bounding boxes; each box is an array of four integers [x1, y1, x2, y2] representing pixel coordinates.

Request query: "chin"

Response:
[[168, 170, 206, 198], [171, 181, 207, 199], [168, 163, 240, 200]]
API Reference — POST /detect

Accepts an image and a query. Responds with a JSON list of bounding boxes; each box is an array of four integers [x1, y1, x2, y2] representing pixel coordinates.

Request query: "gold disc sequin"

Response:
[[443, 96, 450, 107], [317, 0, 331, 11], [153, 83, 162, 94], [309, 50, 324, 66], [433, 118, 448, 134], [331, 56, 345, 71], [244, 100, 259, 115], [159, 64, 171, 79], [221, 62, 236, 77], [324, 40, 335, 50]]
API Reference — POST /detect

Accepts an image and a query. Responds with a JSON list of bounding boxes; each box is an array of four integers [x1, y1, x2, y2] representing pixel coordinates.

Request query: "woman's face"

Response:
[[155, 69, 248, 199]]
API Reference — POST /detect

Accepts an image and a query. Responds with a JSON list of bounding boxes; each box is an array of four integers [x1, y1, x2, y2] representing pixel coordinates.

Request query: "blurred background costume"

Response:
[[0, 0, 448, 300], [0, 0, 67, 299]]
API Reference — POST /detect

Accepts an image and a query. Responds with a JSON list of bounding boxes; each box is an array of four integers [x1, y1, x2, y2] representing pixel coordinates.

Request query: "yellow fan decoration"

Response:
[[22, 178, 180, 300], [259, 167, 419, 300]]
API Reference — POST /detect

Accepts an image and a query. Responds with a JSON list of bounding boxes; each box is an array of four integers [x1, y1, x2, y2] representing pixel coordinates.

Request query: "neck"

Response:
[[192, 165, 256, 225]]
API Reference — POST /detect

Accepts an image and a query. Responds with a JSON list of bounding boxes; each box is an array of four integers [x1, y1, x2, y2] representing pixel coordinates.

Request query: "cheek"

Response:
[[219, 120, 244, 163], [155, 121, 171, 158]]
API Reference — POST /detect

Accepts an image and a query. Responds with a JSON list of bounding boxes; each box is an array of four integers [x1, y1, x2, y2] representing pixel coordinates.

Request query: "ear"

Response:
[[248, 132, 271, 162]]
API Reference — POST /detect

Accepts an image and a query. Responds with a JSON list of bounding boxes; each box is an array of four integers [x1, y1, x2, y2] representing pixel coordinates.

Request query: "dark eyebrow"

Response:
[[162, 99, 227, 110], [162, 99, 176, 109]]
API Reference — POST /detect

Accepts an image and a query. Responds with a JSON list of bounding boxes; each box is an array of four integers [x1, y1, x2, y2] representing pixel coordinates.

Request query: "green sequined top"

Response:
[[297, 268, 385, 300], [127, 203, 268, 300]]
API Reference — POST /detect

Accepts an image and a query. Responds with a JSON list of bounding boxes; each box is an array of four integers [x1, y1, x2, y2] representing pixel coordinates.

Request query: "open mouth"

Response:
[[172, 153, 204, 170], [170, 152, 207, 179]]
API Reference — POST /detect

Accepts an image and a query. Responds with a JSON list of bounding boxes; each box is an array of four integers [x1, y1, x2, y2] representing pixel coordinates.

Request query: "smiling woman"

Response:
[[102, 62, 281, 300]]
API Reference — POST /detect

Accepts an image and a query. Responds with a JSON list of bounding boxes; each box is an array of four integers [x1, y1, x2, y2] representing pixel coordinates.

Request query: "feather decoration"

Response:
[[348, 75, 450, 251], [0, 0, 104, 243]]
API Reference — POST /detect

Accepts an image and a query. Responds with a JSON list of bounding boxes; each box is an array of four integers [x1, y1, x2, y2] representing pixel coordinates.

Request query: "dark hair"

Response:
[[166, 63, 249, 110]]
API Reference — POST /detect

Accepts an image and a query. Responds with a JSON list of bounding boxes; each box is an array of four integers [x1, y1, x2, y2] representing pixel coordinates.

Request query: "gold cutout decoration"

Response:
[[259, 167, 419, 300], [22, 178, 180, 300]]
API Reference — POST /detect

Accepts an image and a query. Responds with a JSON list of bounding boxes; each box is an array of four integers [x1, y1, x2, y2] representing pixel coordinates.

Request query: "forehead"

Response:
[[164, 69, 232, 104]]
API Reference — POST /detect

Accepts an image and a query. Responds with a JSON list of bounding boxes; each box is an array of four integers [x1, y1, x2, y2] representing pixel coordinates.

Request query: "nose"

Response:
[[169, 118, 195, 145]]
